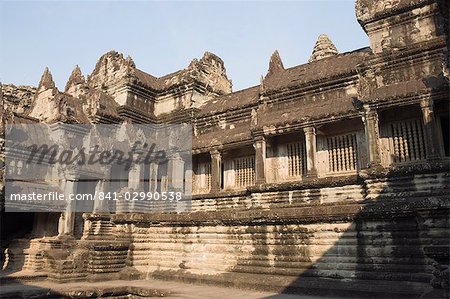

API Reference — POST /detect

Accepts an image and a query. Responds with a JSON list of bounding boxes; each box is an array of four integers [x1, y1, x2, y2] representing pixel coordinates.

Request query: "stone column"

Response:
[[167, 154, 185, 191], [184, 168, 193, 196], [303, 127, 318, 178], [363, 106, 382, 168], [420, 99, 441, 160], [148, 162, 159, 192], [210, 150, 221, 193], [254, 136, 267, 184], [128, 157, 147, 212], [62, 179, 77, 236], [93, 179, 107, 213], [128, 156, 145, 191]]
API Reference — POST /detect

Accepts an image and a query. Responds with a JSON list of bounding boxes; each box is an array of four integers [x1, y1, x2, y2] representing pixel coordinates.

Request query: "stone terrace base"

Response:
[[2, 168, 449, 299], [0, 278, 316, 299], [0, 276, 445, 299]]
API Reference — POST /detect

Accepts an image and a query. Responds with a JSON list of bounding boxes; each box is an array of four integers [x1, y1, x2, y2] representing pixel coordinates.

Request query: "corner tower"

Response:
[[356, 0, 448, 54]]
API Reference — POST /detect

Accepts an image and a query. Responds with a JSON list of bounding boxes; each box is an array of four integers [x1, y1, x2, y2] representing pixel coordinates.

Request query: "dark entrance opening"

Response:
[[1, 211, 34, 242], [0, 210, 34, 269]]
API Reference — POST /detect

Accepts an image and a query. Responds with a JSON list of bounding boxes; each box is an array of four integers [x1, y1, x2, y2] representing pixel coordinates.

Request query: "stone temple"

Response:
[[0, 0, 449, 297]]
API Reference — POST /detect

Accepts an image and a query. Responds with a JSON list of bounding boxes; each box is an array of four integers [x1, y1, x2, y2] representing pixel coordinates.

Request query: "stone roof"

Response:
[[256, 95, 359, 129], [197, 85, 260, 116], [191, 48, 374, 145], [134, 69, 159, 89], [50, 92, 90, 124], [193, 121, 252, 150], [263, 47, 372, 92], [84, 89, 121, 120], [195, 47, 371, 120]]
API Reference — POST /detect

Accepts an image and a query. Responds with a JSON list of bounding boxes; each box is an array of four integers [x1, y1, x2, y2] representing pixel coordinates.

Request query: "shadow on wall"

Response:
[[242, 169, 449, 299]]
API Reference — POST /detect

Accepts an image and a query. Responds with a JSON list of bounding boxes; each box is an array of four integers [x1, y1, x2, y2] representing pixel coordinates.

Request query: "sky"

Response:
[[0, 0, 369, 92]]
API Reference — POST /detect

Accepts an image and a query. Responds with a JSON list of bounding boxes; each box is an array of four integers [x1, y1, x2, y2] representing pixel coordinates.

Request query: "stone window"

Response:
[[327, 133, 358, 172], [234, 156, 255, 188], [156, 163, 168, 192], [286, 141, 306, 177], [389, 119, 426, 163], [194, 161, 211, 193]]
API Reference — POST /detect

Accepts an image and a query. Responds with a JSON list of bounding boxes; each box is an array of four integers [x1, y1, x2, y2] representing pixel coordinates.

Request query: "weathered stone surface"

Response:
[[1, 84, 36, 115], [87, 51, 136, 95], [176, 51, 232, 95], [1, 0, 449, 298], [108, 170, 448, 297], [65, 65, 86, 98], [28, 68, 88, 124], [356, 0, 448, 53], [38, 67, 56, 91]]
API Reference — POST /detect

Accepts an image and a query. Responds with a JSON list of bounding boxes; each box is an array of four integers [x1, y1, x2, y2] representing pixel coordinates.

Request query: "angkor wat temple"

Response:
[[1, 0, 449, 297]]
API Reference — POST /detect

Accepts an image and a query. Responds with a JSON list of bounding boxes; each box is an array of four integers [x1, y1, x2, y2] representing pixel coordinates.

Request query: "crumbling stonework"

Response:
[[1, 84, 36, 115], [1, 0, 449, 298]]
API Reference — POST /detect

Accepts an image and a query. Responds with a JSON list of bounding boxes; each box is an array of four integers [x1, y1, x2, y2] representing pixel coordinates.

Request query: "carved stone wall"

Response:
[[1, 0, 449, 298], [95, 168, 449, 297]]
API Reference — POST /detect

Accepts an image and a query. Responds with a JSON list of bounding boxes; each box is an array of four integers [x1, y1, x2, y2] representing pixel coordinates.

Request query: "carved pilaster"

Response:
[[420, 99, 441, 160], [93, 179, 107, 213], [210, 150, 221, 193], [128, 152, 145, 191], [62, 180, 77, 236], [303, 127, 318, 178], [254, 136, 267, 184], [363, 106, 382, 168]]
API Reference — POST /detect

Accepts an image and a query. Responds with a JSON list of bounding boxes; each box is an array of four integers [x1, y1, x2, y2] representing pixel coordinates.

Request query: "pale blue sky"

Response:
[[0, 0, 368, 91]]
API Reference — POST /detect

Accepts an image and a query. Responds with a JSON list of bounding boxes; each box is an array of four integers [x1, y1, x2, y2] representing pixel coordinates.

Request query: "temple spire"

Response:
[[267, 50, 284, 76], [309, 34, 339, 62], [38, 67, 56, 91], [65, 65, 85, 92]]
